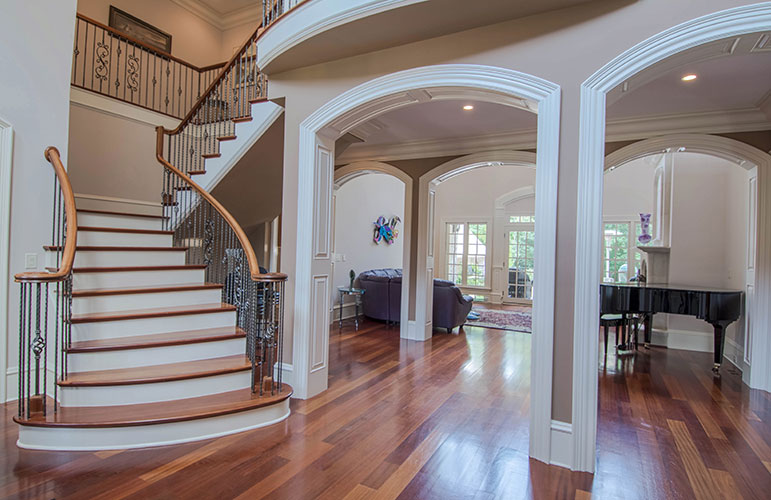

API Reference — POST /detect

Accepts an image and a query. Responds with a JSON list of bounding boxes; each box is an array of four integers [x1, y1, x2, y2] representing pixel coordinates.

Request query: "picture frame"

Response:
[[108, 6, 172, 54]]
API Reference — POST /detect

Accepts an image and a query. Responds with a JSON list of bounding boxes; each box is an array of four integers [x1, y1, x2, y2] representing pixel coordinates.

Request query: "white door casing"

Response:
[[295, 64, 560, 466], [0, 117, 13, 403], [576, 49, 771, 470]]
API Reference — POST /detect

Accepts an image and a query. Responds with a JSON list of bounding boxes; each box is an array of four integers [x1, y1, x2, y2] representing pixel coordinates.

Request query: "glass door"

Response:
[[505, 225, 534, 303]]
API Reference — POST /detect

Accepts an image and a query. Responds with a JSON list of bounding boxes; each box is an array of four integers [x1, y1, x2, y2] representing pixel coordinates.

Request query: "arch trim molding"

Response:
[[295, 64, 561, 466], [575, 4, 771, 473]]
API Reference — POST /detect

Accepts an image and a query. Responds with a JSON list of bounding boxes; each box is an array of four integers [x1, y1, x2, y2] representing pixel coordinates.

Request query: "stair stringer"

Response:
[[198, 100, 285, 192]]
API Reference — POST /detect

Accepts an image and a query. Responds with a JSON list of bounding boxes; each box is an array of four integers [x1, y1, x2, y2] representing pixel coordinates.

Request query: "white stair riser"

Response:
[[78, 231, 172, 247], [73, 269, 206, 289], [59, 370, 252, 406], [67, 338, 245, 372], [73, 289, 223, 314], [17, 399, 290, 450], [78, 213, 164, 231], [73, 310, 236, 341], [54, 250, 186, 268]]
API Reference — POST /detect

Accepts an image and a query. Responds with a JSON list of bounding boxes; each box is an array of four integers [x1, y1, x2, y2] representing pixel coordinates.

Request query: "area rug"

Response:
[[466, 307, 532, 333]]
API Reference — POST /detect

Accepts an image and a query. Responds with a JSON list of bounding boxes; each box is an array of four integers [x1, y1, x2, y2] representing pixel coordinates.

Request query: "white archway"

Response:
[[421, 151, 538, 311], [576, 3, 771, 472], [334, 161, 413, 329], [294, 64, 560, 465]]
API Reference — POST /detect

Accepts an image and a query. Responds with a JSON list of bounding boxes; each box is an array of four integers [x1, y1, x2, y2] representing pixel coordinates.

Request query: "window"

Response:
[[602, 219, 653, 283], [509, 215, 535, 224], [445, 222, 488, 286]]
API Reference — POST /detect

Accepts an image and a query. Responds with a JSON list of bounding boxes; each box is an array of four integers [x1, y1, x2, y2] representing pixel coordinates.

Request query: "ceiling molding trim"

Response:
[[337, 107, 771, 163], [170, 0, 261, 30]]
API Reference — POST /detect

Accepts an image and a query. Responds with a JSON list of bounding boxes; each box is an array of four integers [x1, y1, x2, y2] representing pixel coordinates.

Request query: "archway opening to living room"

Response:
[[294, 64, 561, 465], [581, 27, 771, 484]]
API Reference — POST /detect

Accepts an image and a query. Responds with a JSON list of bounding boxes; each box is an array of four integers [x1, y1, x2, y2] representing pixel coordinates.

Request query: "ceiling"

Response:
[[349, 100, 536, 146], [339, 31, 771, 163], [195, 0, 256, 15]]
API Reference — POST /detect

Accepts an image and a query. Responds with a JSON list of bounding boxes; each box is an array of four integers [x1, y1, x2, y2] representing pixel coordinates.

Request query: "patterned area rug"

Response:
[[466, 308, 532, 333]]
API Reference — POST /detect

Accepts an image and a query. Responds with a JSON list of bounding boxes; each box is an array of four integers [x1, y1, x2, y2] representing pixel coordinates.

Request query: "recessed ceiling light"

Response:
[[681, 74, 698, 82], [463, 105, 474, 111]]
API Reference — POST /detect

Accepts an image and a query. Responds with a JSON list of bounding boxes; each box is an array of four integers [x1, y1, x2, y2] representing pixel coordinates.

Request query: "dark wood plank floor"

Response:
[[1, 319, 770, 499]]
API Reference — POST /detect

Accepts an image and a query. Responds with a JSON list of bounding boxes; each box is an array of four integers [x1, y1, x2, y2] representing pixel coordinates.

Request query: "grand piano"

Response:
[[600, 282, 743, 374]]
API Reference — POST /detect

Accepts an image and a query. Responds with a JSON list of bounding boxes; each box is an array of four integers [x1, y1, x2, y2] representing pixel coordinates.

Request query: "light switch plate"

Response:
[[25, 253, 37, 269]]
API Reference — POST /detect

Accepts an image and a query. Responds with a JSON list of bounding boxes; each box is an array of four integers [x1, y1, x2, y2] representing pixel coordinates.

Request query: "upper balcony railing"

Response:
[[71, 14, 226, 119], [262, 0, 305, 30]]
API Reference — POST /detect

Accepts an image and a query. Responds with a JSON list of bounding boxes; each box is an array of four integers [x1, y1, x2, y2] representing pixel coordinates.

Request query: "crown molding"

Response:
[[170, 0, 261, 30], [336, 107, 771, 164]]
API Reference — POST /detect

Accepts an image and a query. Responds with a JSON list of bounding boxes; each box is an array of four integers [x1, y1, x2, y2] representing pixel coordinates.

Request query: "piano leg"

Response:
[[643, 313, 652, 349], [710, 322, 728, 375]]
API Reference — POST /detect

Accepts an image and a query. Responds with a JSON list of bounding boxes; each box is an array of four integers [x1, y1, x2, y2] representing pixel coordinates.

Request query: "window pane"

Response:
[[603, 222, 631, 283], [446, 223, 465, 284]]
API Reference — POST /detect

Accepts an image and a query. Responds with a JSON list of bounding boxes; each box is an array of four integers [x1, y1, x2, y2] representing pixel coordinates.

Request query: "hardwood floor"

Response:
[[1, 320, 770, 499]]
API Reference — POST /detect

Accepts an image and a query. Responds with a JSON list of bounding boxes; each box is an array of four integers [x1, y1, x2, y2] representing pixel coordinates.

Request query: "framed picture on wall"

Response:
[[108, 6, 172, 54]]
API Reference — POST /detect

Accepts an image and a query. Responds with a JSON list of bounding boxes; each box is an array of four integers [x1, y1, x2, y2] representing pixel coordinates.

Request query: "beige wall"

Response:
[[68, 103, 163, 202], [1, 0, 78, 400], [77, 0, 239, 66], [271, 0, 761, 422]]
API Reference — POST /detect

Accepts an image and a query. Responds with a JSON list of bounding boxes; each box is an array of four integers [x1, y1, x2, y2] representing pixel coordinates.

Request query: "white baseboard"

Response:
[[6, 367, 58, 403], [650, 328, 713, 352], [274, 362, 293, 388], [549, 420, 573, 469], [328, 302, 361, 325], [722, 337, 747, 373]]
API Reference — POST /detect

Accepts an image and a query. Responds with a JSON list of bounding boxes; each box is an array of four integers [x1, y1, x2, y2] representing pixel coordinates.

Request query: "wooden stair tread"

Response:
[[202, 153, 221, 159], [44, 245, 186, 252], [69, 264, 207, 273], [231, 116, 252, 123], [77, 209, 167, 220], [70, 303, 236, 324], [59, 355, 252, 387], [73, 282, 223, 297], [67, 326, 246, 353], [216, 135, 236, 142], [79, 226, 173, 235], [188, 170, 206, 175], [15, 385, 291, 428]]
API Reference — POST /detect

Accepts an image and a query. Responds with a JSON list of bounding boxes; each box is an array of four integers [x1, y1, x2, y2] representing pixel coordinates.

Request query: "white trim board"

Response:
[[574, 4, 771, 474], [70, 87, 180, 130], [549, 420, 573, 470], [337, 107, 771, 164], [294, 64, 560, 467], [0, 117, 12, 404]]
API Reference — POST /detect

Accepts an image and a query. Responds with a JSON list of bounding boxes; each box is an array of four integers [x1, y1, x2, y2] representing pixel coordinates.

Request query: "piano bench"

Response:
[[601, 314, 629, 355]]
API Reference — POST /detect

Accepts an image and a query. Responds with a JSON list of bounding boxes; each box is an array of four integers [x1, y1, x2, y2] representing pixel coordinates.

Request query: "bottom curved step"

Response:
[[14, 384, 292, 451]]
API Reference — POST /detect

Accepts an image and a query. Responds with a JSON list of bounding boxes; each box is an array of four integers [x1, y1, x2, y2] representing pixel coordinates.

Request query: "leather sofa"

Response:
[[358, 269, 473, 333]]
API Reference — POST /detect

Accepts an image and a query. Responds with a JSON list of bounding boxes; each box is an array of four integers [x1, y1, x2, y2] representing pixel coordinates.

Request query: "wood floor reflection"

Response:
[[1, 319, 769, 499]]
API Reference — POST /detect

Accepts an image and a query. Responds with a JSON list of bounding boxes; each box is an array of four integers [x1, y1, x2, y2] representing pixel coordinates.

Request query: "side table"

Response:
[[338, 287, 365, 331]]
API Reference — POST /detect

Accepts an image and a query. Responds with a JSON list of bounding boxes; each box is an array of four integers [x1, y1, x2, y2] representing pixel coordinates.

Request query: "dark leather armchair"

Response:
[[432, 279, 474, 333]]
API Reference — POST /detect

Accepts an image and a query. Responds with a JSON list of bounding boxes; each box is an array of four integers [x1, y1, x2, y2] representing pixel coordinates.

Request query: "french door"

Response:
[[504, 222, 535, 304]]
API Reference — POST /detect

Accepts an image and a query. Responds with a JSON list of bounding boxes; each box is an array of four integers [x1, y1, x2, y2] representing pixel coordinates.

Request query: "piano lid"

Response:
[[600, 282, 743, 294]]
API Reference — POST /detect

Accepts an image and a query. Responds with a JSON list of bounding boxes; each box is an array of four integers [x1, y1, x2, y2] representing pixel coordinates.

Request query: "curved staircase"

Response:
[[15, 206, 291, 450]]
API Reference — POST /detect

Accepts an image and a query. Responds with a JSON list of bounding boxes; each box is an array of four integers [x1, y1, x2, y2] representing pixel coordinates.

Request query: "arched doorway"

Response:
[[577, 2, 771, 464], [293, 64, 560, 464], [334, 162, 413, 328]]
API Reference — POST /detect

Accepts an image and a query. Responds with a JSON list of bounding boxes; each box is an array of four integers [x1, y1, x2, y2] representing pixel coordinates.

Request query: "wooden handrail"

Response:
[[15, 148, 78, 283], [154, 128, 285, 281], [75, 14, 227, 73], [168, 24, 264, 135]]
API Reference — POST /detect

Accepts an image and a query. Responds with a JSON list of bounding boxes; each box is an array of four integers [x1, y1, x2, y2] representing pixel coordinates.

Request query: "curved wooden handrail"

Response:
[[168, 25, 263, 135], [154, 128, 284, 282], [75, 14, 227, 73], [15, 147, 78, 283]]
